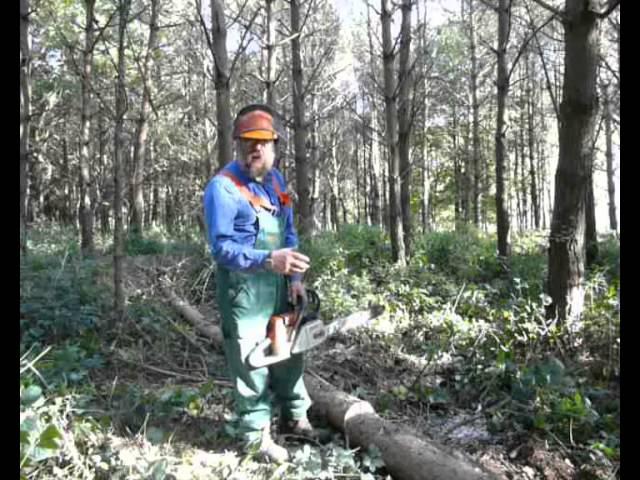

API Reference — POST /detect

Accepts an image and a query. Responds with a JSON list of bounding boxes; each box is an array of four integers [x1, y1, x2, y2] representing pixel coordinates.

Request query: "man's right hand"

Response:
[[268, 248, 310, 275]]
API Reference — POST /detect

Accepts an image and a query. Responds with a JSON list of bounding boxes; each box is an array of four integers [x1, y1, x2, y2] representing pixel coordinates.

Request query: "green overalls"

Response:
[[216, 173, 311, 443]]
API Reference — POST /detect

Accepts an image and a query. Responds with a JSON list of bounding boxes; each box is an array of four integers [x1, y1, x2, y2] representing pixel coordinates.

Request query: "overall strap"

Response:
[[271, 176, 292, 208], [219, 170, 276, 213]]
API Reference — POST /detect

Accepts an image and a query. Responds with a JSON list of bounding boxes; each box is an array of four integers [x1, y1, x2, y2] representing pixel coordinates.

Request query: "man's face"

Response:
[[238, 139, 275, 180]]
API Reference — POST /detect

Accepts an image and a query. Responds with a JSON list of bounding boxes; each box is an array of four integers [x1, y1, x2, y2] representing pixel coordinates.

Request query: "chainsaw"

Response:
[[246, 289, 384, 369]]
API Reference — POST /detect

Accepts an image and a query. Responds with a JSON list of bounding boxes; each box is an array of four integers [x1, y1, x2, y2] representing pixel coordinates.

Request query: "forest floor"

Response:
[[20, 227, 620, 479]]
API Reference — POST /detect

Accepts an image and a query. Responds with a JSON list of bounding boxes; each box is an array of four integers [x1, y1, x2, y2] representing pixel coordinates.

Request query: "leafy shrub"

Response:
[[414, 229, 503, 282], [21, 256, 108, 345]]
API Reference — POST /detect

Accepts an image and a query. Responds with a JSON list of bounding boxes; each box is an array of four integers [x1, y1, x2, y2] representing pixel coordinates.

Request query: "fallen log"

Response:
[[158, 281, 223, 345], [305, 372, 495, 480], [161, 287, 497, 480]]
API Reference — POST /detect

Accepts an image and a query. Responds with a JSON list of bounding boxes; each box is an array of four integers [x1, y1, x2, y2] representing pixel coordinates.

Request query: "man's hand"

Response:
[[268, 248, 310, 275], [289, 280, 306, 306]]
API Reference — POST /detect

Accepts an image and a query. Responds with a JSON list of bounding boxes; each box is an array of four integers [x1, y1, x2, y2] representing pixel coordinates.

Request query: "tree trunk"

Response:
[[452, 106, 463, 230], [78, 0, 96, 255], [369, 98, 382, 227], [398, 0, 413, 256], [495, 0, 511, 256], [468, 0, 481, 228], [546, 0, 601, 324], [264, 0, 278, 108], [418, 0, 430, 234], [20, 0, 31, 255], [518, 108, 528, 231], [603, 83, 617, 233], [381, 0, 406, 265], [290, 0, 311, 236], [513, 136, 521, 232], [526, 53, 540, 229], [211, 0, 233, 170], [113, 0, 131, 322], [131, 0, 160, 237], [366, 6, 382, 228]]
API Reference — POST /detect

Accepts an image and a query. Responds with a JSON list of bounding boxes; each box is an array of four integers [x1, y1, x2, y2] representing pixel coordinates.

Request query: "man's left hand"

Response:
[[289, 281, 306, 306]]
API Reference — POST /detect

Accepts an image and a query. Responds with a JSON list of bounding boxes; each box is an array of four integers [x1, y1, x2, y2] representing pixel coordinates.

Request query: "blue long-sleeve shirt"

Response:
[[203, 160, 300, 276]]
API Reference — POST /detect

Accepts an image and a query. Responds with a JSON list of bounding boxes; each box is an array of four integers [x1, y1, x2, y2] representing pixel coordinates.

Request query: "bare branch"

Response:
[[476, 0, 499, 12], [507, 13, 555, 82], [302, 44, 335, 97], [90, 7, 118, 51], [529, 0, 564, 19], [229, 6, 261, 79], [594, 0, 620, 19], [195, 0, 215, 66]]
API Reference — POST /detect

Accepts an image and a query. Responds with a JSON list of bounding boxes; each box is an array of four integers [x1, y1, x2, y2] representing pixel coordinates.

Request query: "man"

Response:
[[203, 104, 316, 463]]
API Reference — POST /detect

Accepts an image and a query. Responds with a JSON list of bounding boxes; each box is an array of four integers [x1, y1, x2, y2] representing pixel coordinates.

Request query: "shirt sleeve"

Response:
[[203, 176, 270, 271]]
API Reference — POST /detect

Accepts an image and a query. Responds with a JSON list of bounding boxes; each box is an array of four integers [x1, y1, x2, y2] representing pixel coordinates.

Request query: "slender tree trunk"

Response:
[[452, 106, 463, 230], [370, 98, 382, 227], [113, 0, 131, 321], [398, 0, 413, 256], [495, 0, 511, 256], [603, 83, 617, 233], [131, 0, 160, 236], [513, 137, 521, 232], [290, 0, 311, 235], [20, 0, 31, 255], [381, 0, 405, 265], [585, 172, 598, 266], [309, 94, 320, 230], [526, 53, 540, 229], [264, 0, 278, 108], [211, 0, 232, 170], [78, 0, 96, 255], [546, 0, 601, 324], [467, 0, 481, 228], [366, 5, 382, 228], [518, 106, 528, 231]]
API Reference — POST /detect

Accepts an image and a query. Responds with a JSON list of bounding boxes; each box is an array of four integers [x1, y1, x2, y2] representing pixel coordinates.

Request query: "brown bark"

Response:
[[381, 0, 405, 265], [290, 0, 312, 236], [113, 0, 131, 321], [546, 0, 601, 323], [211, 0, 233, 170], [306, 375, 495, 480], [398, 0, 413, 256], [495, 0, 511, 256], [20, 0, 31, 255], [131, 0, 161, 236]]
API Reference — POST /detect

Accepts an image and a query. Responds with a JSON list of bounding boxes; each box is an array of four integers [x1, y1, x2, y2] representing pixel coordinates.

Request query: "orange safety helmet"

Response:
[[233, 104, 280, 141]]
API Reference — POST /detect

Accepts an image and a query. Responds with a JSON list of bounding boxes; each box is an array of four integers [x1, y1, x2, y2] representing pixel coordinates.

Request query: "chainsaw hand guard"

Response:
[[246, 337, 294, 368]]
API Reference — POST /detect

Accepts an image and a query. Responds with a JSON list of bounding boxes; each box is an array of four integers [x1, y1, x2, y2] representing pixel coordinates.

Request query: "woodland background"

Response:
[[20, 0, 620, 479]]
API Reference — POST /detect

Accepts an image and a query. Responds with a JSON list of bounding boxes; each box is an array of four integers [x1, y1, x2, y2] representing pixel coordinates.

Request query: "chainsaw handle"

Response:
[[246, 338, 292, 369]]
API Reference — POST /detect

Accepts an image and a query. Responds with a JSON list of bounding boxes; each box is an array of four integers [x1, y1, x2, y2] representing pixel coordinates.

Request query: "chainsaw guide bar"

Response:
[[246, 301, 384, 369]]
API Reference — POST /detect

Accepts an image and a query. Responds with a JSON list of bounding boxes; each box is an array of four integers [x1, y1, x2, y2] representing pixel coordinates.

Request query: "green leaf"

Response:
[[148, 458, 168, 480], [37, 424, 62, 450], [22, 385, 43, 406]]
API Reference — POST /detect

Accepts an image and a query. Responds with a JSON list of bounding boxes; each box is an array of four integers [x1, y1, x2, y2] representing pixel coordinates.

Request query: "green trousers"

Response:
[[216, 209, 311, 442]]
